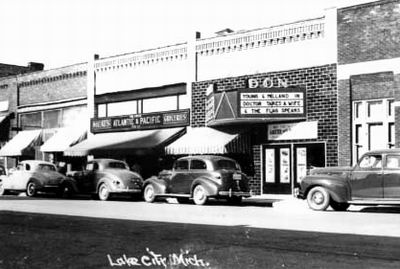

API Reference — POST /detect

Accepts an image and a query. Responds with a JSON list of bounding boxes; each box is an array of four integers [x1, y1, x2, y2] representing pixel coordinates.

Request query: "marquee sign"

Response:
[[91, 109, 190, 133], [238, 88, 306, 118]]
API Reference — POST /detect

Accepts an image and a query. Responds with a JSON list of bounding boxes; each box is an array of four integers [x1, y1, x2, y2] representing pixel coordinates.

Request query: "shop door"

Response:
[[263, 145, 292, 194], [293, 143, 325, 187]]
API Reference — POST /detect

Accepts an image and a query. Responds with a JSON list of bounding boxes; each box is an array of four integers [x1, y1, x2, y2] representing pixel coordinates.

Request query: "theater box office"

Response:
[[192, 65, 338, 195]]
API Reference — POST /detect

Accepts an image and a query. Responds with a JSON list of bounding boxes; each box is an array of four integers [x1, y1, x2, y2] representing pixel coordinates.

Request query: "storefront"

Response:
[[192, 65, 338, 195], [337, 0, 400, 166]]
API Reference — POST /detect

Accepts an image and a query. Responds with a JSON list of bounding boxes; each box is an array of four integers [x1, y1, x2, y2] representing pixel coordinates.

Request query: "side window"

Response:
[[16, 164, 24, 171], [386, 155, 400, 169], [25, 164, 31, 171], [190, 160, 207, 170], [174, 160, 188, 171], [358, 155, 382, 169]]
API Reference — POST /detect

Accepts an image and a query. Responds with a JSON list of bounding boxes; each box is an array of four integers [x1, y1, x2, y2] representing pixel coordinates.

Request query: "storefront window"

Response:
[[352, 99, 394, 163], [108, 100, 137, 117], [98, 104, 107, 118], [142, 96, 178, 113], [20, 112, 42, 130]]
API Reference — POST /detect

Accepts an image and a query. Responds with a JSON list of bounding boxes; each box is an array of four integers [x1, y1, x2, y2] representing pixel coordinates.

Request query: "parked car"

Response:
[[295, 149, 400, 211], [143, 155, 252, 205], [0, 160, 69, 197], [64, 159, 143, 201]]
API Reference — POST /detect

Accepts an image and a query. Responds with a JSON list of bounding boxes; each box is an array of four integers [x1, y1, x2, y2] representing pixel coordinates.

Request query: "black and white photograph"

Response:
[[1, 0, 400, 268]]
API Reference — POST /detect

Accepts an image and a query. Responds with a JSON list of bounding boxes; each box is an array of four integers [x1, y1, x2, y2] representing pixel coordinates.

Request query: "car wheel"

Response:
[[227, 196, 242, 204], [307, 186, 330, 211], [0, 184, 4, 196], [330, 200, 349, 211], [193, 185, 208, 205], [58, 184, 74, 199], [98, 183, 110, 201], [143, 184, 156, 203], [177, 197, 191, 204], [26, 181, 37, 197]]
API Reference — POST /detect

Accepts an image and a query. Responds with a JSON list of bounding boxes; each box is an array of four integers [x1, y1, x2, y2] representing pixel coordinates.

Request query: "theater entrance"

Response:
[[262, 142, 325, 194]]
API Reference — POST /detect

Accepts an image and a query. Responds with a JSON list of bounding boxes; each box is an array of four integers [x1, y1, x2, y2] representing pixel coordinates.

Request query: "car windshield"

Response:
[[108, 162, 128, 169], [37, 164, 56, 171], [215, 160, 239, 170]]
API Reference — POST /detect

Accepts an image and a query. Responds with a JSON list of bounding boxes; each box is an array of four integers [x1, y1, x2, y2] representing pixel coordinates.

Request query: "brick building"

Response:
[[0, 63, 88, 170], [0, 62, 44, 168], [337, 0, 400, 166]]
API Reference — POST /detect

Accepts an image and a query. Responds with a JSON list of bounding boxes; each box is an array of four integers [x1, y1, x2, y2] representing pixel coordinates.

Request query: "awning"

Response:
[[0, 115, 8, 125], [0, 129, 42, 157], [165, 127, 249, 155], [64, 127, 185, 157], [40, 127, 87, 152]]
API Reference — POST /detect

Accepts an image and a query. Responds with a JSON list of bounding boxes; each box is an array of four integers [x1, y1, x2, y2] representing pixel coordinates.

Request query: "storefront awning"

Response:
[[0, 115, 8, 125], [0, 130, 42, 157], [40, 127, 87, 152], [165, 127, 248, 155], [64, 127, 185, 157]]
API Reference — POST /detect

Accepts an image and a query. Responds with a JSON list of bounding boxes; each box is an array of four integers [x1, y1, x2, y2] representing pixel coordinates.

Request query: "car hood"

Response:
[[310, 166, 353, 176]]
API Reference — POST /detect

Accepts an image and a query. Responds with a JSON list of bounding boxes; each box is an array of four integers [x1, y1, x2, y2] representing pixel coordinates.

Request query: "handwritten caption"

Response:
[[107, 248, 210, 268]]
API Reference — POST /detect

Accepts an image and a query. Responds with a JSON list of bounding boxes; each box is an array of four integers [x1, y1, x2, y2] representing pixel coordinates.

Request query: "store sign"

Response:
[[268, 121, 318, 141], [91, 109, 190, 133], [248, 78, 288, 88], [239, 88, 306, 118]]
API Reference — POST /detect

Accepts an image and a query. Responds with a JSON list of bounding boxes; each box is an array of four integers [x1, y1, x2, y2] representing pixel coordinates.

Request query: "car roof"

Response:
[[90, 159, 126, 163], [20, 160, 55, 166], [177, 155, 235, 162], [365, 149, 400, 155]]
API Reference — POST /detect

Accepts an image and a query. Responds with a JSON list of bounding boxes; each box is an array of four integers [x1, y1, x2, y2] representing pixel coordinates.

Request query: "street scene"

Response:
[[2, 0, 400, 268]]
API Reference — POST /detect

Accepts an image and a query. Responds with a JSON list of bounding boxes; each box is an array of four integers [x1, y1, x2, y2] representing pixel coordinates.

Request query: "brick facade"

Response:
[[18, 63, 87, 106], [338, 0, 400, 65], [337, 0, 400, 165], [192, 64, 338, 194]]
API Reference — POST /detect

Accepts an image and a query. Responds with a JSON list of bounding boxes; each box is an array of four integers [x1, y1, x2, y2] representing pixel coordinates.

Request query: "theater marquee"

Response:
[[238, 88, 306, 118]]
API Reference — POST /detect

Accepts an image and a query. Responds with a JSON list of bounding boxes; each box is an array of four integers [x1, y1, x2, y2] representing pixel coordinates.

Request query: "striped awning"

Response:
[[0, 130, 42, 157], [40, 127, 87, 152], [165, 127, 249, 155], [64, 127, 184, 157]]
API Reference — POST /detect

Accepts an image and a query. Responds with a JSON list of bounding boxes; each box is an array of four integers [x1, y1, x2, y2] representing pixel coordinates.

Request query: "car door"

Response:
[[10, 163, 31, 190], [187, 159, 208, 190], [77, 162, 97, 192], [350, 154, 383, 199], [169, 159, 190, 194], [383, 154, 400, 198]]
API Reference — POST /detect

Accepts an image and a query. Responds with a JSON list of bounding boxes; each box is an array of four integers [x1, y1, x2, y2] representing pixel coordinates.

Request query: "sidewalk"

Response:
[[245, 194, 308, 211]]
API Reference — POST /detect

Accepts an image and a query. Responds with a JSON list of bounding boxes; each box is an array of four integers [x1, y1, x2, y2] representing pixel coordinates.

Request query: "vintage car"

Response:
[[142, 155, 252, 205], [0, 160, 68, 197], [295, 149, 400, 211], [64, 159, 143, 201]]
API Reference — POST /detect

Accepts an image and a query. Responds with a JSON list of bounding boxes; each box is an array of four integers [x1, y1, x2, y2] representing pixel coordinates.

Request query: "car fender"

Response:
[[143, 176, 167, 194], [191, 177, 218, 196], [61, 177, 80, 193], [303, 175, 351, 203], [27, 178, 43, 189]]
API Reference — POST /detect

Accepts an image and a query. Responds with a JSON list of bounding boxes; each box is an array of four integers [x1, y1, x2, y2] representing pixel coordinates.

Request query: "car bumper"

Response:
[[218, 189, 252, 197], [293, 187, 305, 199], [111, 188, 142, 194]]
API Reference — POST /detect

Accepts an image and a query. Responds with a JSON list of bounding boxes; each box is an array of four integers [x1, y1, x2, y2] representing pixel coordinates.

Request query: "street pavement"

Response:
[[0, 194, 400, 238]]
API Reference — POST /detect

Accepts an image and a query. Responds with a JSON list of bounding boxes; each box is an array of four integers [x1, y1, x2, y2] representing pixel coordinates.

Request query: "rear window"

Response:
[[38, 164, 56, 171], [108, 162, 128, 169], [215, 160, 239, 170]]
